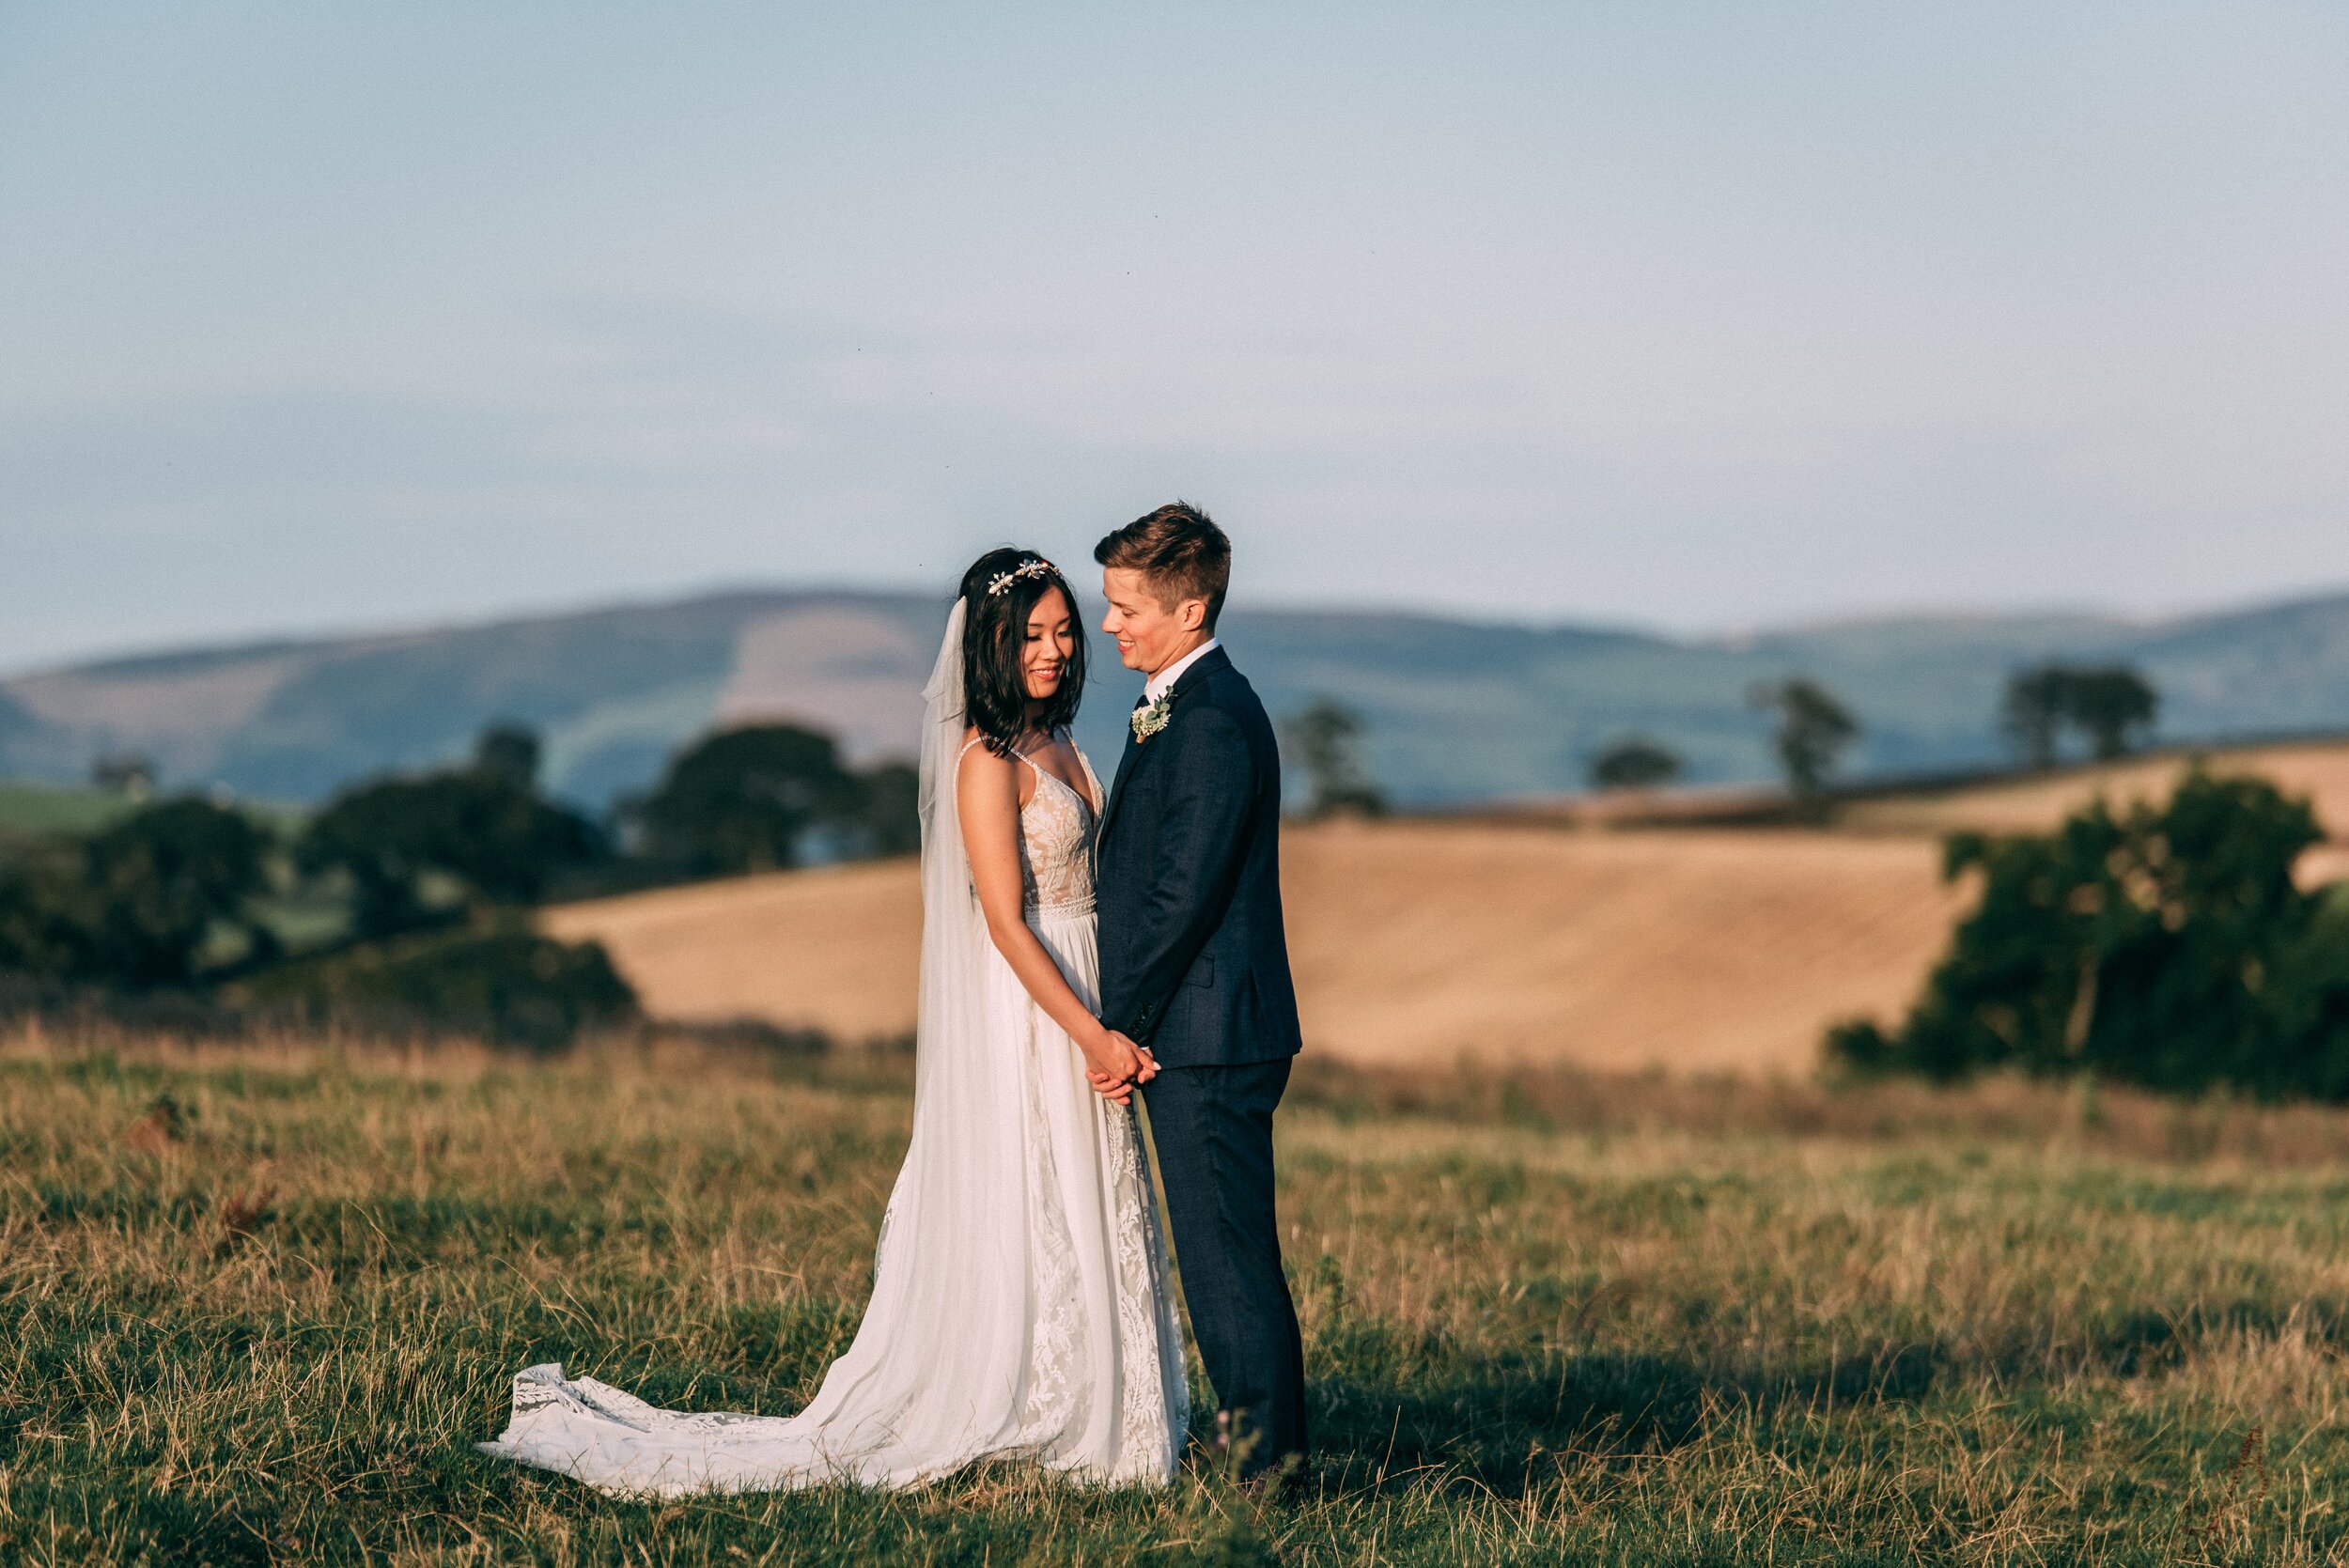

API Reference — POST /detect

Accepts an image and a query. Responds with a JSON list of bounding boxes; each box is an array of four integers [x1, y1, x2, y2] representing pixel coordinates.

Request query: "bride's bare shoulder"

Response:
[[957, 728, 1011, 778]]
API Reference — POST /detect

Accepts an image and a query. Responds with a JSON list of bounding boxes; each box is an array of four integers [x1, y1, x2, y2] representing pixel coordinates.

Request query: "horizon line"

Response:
[[9, 574, 2349, 686]]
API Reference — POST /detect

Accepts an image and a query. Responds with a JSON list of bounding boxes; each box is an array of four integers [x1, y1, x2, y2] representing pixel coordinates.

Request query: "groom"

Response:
[[1089, 502, 1309, 1483]]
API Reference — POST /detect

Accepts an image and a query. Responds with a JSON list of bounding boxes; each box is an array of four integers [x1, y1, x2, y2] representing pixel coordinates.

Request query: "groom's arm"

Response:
[[1102, 705, 1255, 1044]]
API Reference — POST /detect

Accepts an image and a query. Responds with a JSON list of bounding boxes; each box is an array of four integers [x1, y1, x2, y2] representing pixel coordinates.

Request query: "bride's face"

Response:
[[1021, 586, 1078, 704]]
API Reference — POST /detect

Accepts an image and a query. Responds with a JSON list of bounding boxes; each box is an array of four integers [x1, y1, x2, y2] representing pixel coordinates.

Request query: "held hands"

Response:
[[1081, 1026, 1158, 1106]]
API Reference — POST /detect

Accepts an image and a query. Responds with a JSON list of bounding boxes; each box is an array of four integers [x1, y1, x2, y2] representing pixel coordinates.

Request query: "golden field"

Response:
[[547, 824, 1962, 1077], [1835, 738, 2349, 844], [547, 739, 2349, 1079]]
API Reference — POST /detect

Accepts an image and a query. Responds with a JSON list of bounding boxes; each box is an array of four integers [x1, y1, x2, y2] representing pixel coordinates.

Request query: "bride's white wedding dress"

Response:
[[478, 608, 1189, 1496]]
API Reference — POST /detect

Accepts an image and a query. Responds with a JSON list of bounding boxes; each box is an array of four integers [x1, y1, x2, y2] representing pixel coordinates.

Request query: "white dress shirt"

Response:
[[1143, 637, 1221, 705]]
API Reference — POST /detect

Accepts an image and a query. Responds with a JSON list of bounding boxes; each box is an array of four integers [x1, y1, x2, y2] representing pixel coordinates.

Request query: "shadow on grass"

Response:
[[1304, 1292, 2345, 1498], [1306, 1332, 1947, 1494]]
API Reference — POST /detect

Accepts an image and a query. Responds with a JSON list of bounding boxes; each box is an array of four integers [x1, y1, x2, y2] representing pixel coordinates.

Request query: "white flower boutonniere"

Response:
[[1131, 691, 1174, 742]]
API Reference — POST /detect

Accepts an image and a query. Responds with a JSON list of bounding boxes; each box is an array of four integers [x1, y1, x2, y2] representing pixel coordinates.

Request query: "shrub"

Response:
[[81, 798, 274, 984], [0, 848, 96, 979], [0, 797, 272, 987], [1831, 768, 2349, 1098], [237, 924, 636, 1049], [1589, 736, 1683, 792]]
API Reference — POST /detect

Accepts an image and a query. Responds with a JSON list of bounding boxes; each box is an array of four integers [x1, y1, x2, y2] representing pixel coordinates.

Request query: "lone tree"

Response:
[[628, 723, 865, 875], [1749, 677, 1859, 815], [1999, 662, 2160, 767], [1281, 698, 1386, 818], [1589, 735, 1683, 792], [472, 723, 543, 792], [2067, 666, 2159, 760], [1999, 665, 2073, 769]]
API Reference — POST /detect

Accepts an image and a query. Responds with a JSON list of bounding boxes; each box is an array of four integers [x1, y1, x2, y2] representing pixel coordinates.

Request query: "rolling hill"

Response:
[[9, 582, 2349, 810], [544, 821, 1971, 1075]]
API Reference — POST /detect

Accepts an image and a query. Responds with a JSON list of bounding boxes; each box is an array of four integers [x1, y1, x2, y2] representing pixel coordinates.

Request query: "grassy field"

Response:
[[0, 780, 138, 839], [6, 1027, 2349, 1565]]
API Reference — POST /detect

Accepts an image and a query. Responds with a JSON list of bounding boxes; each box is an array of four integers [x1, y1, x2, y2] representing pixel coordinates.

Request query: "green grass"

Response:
[[0, 780, 138, 838], [0, 779, 311, 842], [5, 1032, 2348, 1565]]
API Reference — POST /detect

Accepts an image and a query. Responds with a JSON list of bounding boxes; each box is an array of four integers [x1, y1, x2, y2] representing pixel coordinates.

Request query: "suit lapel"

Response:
[[1100, 720, 1142, 844], [1098, 645, 1229, 847]]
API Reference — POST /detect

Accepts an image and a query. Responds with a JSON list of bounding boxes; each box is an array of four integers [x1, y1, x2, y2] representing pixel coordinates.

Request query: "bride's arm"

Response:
[[957, 740, 1152, 1098]]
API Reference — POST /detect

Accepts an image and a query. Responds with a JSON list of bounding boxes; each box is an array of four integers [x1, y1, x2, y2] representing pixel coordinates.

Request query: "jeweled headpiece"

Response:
[[987, 557, 1056, 596]]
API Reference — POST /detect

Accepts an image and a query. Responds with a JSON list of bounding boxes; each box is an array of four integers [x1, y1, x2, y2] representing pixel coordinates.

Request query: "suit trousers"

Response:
[[1139, 1058, 1308, 1476]]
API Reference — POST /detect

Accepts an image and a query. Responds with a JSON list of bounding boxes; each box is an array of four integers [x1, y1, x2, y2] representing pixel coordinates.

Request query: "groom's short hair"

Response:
[[1095, 502, 1230, 629]]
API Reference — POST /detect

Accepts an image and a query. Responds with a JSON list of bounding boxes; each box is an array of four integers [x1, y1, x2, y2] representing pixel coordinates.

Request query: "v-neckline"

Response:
[[1016, 736, 1101, 818]]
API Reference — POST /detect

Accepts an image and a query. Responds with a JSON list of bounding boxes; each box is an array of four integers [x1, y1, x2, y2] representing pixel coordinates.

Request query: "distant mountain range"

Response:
[[7, 585, 2349, 809]]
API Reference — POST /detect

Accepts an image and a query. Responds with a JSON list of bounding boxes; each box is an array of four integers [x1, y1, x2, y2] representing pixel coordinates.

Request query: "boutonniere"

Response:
[[1131, 691, 1174, 742]]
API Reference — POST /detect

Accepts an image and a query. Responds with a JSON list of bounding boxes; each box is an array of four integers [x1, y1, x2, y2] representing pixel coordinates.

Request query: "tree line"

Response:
[[301, 722, 916, 941], [0, 719, 918, 1042], [1584, 660, 2164, 811], [8, 691, 1390, 1017]]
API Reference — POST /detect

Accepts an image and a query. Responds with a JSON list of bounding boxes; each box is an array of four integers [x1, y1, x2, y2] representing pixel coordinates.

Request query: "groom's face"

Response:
[[1100, 567, 1206, 676]]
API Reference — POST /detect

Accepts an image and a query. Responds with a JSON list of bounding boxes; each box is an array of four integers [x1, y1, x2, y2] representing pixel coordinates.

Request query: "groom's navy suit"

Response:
[[1096, 644, 1308, 1476]]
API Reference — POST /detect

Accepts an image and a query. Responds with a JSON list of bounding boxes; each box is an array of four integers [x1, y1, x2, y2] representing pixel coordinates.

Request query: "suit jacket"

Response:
[[1093, 645, 1305, 1067]]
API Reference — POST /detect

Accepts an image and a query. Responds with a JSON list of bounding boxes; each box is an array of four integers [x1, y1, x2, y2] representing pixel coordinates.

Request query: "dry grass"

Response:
[[6, 1020, 2348, 1564], [1288, 1055, 2349, 1170], [549, 821, 1969, 1078]]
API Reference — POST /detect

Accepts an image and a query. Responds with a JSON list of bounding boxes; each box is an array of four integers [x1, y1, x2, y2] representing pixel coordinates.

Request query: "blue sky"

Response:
[[4, 2, 2345, 674]]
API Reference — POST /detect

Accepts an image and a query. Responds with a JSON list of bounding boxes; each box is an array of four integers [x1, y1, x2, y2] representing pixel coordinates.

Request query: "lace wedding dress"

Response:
[[478, 606, 1189, 1495]]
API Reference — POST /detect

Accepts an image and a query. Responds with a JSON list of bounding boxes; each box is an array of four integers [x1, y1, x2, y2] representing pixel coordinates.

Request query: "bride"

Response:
[[478, 549, 1190, 1494]]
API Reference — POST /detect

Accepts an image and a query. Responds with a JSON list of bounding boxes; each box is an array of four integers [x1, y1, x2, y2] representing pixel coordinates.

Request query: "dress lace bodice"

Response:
[[1010, 734, 1103, 918], [949, 728, 1101, 916]]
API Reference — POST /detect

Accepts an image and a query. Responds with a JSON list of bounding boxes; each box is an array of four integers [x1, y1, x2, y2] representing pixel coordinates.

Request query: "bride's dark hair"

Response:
[[957, 547, 1087, 756]]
